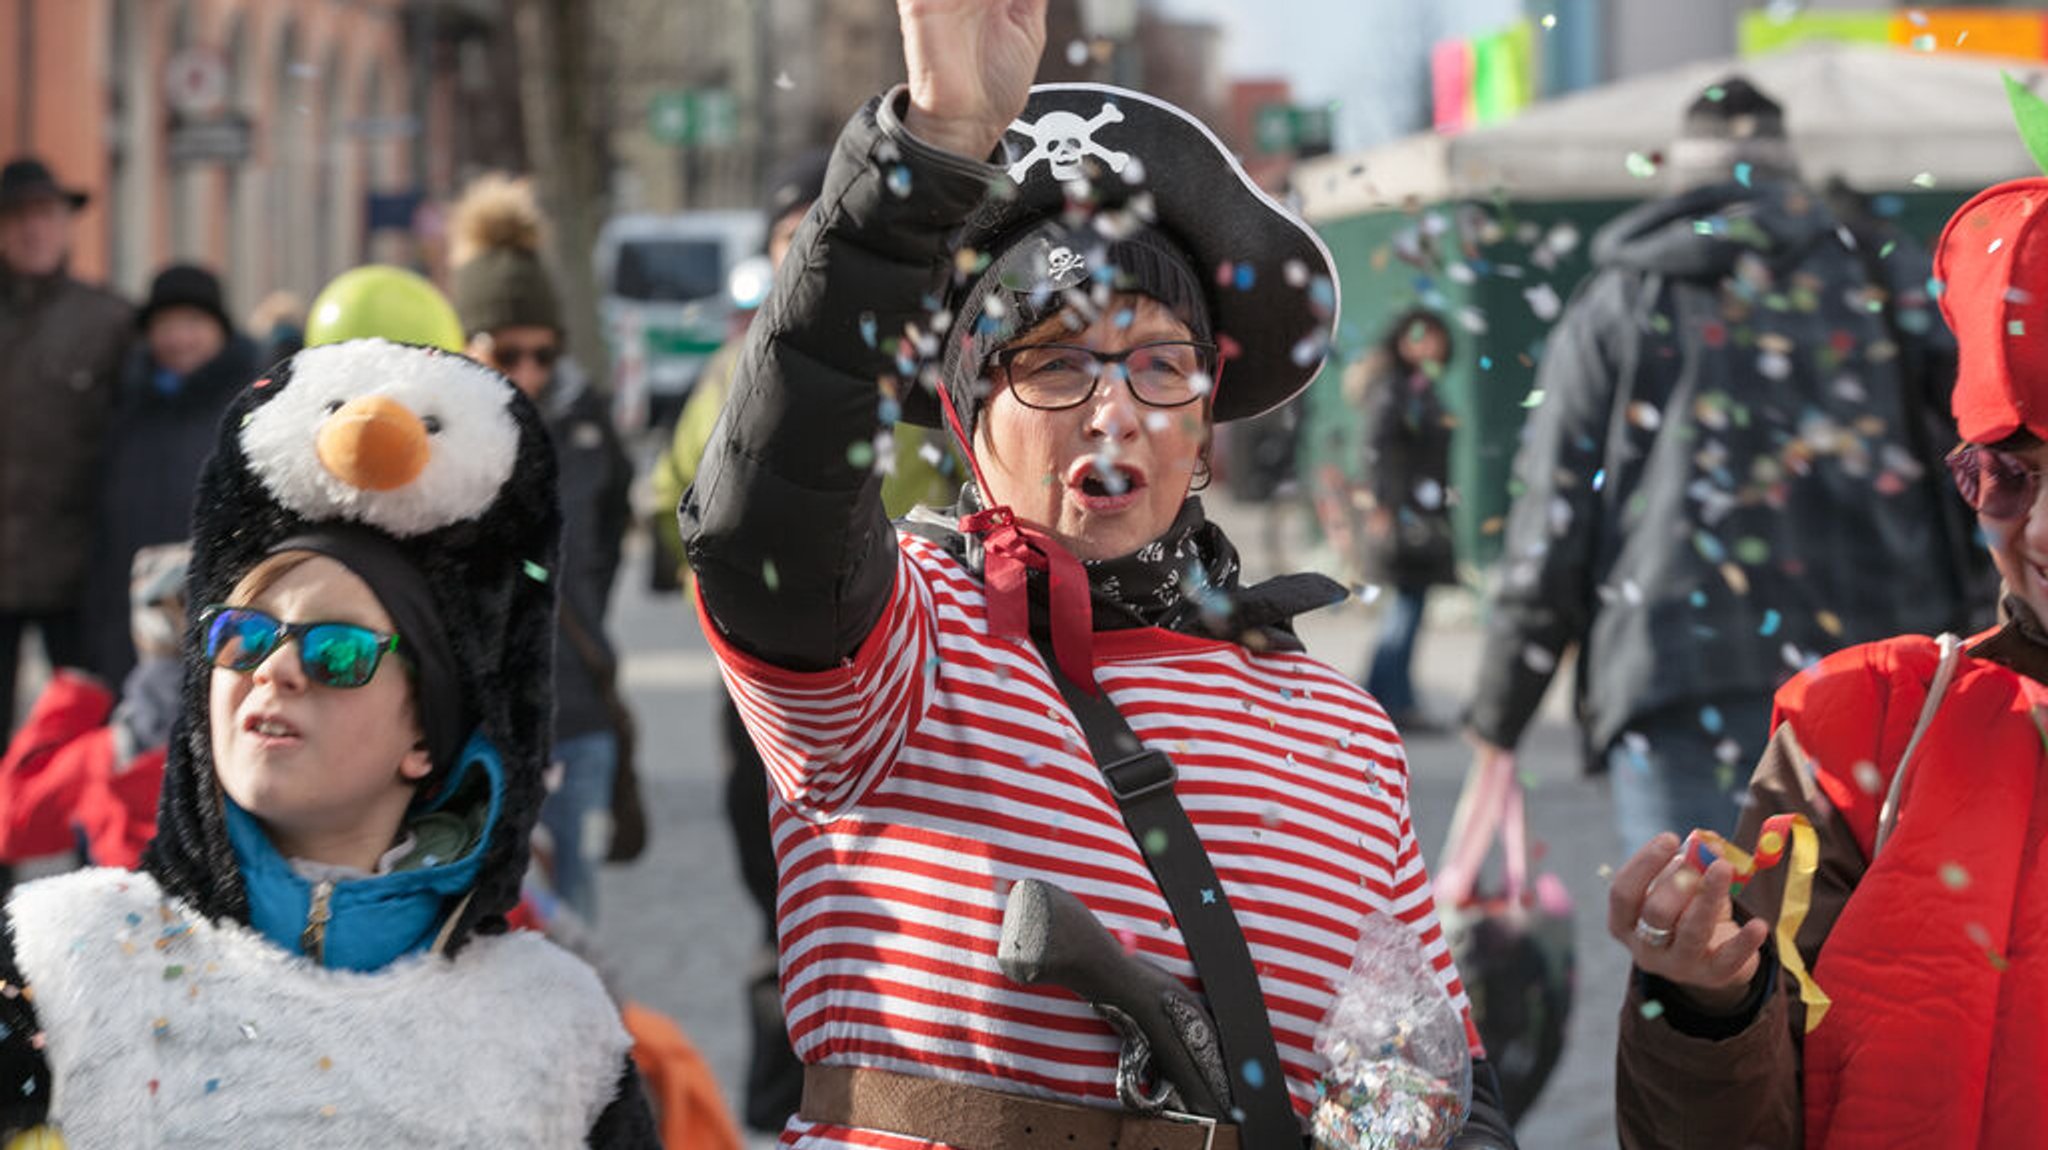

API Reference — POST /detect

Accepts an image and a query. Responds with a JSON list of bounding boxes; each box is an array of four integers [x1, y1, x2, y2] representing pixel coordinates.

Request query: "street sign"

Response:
[[1293, 104, 1334, 157], [164, 48, 229, 117], [1254, 104, 1295, 154], [1252, 102, 1336, 155], [648, 89, 739, 148], [167, 114, 252, 165], [649, 91, 693, 145], [693, 90, 738, 147]]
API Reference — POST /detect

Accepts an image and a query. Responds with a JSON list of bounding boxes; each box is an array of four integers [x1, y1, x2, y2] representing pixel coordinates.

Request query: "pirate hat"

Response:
[[913, 83, 1340, 430], [1935, 176, 2048, 444]]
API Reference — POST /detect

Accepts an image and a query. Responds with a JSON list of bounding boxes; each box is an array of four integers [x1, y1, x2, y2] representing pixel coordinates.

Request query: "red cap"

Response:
[[1937, 177, 2048, 444]]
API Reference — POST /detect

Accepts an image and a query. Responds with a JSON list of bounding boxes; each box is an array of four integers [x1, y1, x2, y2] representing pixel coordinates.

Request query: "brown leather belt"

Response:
[[800, 1064, 1241, 1150]]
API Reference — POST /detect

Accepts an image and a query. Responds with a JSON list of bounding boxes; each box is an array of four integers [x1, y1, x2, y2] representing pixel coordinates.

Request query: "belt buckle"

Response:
[[1159, 1109, 1217, 1150]]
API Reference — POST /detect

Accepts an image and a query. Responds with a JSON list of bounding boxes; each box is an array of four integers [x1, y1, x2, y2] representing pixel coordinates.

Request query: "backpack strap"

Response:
[[1039, 648, 1300, 1149]]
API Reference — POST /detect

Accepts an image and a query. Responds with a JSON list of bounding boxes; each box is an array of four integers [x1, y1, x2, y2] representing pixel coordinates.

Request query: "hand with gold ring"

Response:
[[1608, 831, 1769, 1015]]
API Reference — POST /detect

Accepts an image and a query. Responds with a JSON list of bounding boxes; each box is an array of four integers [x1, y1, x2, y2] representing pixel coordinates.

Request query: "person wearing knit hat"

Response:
[[0, 338, 658, 1144], [1606, 175, 2048, 1147], [1663, 74, 1799, 191], [449, 173, 634, 924], [677, 4, 1517, 1147], [77, 263, 261, 686], [1466, 71, 1980, 853]]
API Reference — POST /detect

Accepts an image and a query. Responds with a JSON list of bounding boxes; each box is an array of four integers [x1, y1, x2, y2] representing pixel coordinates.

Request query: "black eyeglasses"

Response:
[[989, 340, 1217, 411], [198, 605, 403, 689], [490, 344, 560, 370]]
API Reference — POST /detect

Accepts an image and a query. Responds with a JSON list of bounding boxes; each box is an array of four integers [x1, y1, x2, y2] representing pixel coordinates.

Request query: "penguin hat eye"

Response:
[[422, 414, 443, 435], [323, 399, 345, 416]]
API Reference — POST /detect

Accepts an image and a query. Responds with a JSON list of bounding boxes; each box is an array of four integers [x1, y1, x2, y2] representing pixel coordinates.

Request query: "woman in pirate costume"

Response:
[[677, 2, 1515, 1147]]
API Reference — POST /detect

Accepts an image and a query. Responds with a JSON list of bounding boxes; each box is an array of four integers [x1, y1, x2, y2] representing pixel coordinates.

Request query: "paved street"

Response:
[[594, 493, 1624, 1149]]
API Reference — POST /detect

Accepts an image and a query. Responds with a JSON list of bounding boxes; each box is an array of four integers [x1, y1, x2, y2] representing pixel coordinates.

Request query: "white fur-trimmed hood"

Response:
[[8, 868, 630, 1148]]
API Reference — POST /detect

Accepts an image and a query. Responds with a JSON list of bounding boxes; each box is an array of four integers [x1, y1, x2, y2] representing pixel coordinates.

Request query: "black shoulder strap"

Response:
[[1040, 652, 1301, 1149]]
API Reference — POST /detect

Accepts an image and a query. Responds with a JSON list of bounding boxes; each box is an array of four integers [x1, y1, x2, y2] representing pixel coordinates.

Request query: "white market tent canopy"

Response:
[[1297, 42, 2048, 222]]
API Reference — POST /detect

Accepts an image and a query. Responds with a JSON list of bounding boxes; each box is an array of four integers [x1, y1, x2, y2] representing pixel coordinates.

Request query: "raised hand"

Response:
[[1608, 832, 1770, 1014], [898, 0, 1048, 159]]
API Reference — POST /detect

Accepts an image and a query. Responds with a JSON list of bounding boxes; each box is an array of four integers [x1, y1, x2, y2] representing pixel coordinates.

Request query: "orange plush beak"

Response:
[[315, 394, 430, 492]]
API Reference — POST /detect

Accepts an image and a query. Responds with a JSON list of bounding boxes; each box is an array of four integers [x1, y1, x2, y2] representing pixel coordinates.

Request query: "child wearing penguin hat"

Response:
[[0, 339, 658, 1145]]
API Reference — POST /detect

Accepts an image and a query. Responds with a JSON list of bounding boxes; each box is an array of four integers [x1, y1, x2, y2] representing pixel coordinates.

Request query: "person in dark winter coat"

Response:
[[1464, 76, 1977, 848], [1353, 307, 1458, 728], [451, 173, 634, 925], [0, 338, 657, 1146], [649, 147, 836, 1134], [79, 263, 261, 686], [677, 3, 1516, 1147], [0, 157, 132, 736]]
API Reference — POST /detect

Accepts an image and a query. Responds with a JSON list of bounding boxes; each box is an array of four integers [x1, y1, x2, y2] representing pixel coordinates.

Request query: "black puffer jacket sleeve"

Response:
[[0, 914, 52, 1138], [587, 1056, 661, 1148], [678, 87, 1001, 671]]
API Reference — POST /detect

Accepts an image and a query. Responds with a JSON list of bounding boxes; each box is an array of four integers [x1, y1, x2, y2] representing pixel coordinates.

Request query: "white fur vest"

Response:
[[7, 868, 631, 1148]]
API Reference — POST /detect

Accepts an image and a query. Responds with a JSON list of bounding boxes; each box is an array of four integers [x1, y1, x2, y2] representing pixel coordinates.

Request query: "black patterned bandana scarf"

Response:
[[905, 485, 1347, 653]]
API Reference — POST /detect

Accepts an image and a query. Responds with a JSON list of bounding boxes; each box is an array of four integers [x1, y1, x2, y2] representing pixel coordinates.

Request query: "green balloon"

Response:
[[304, 265, 466, 352]]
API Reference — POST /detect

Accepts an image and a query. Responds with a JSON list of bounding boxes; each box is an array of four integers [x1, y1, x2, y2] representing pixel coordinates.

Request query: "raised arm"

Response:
[[679, 0, 1046, 671]]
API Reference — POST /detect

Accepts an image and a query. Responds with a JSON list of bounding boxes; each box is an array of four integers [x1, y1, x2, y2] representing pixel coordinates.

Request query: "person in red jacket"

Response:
[[0, 542, 185, 873], [1608, 176, 2048, 1147]]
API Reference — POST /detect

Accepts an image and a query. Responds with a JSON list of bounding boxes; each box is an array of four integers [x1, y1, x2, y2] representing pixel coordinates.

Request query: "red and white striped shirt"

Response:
[[703, 532, 1480, 1148]]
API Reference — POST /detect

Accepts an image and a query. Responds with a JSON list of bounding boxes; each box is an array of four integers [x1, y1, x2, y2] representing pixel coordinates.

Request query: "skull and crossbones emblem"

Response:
[[1044, 245, 1087, 286], [1007, 103, 1132, 183]]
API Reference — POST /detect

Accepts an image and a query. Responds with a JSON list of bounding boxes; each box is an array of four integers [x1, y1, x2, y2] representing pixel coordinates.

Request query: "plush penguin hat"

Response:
[[143, 338, 560, 953], [917, 83, 1342, 435]]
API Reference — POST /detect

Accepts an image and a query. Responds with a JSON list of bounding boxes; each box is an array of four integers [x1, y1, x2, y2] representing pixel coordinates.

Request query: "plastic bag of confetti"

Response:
[[1310, 911, 1472, 1150]]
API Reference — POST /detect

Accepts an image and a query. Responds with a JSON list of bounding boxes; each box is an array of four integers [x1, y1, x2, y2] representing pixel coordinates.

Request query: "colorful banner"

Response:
[[1473, 21, 1536, 124], [1738, 10, 1894, 56], [1741, 8, 2048, 61], [1433, 19, 1536, 134], [1432, 38, 1475, 133], [1893, 10, 2045, 59]]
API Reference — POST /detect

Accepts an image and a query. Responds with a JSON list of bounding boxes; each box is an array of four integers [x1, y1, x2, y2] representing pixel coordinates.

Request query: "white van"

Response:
[[596, 210, 764, 432]]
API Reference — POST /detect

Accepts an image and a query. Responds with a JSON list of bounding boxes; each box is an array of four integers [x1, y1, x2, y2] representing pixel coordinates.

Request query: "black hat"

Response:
[[1682, 75, 1786, 140], [138, 263, 233, 336], [143, 338, 561, 956], [765, 148, 831, 228], [906, 83, 1339, 430], [0, 157, 88, 211]]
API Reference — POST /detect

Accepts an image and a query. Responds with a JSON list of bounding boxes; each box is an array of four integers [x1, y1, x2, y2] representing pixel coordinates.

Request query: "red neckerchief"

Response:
[[936, 382, 1098, 692]]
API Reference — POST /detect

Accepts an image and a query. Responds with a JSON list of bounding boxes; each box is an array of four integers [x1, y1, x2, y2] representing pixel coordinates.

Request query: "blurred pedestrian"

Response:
[[1352, 307, 1458, 731], [450, 173, 633, 925], [1465, 76, 1975, 847], [1, 543, 188, 873], [650, 146, 961, 1134], [248, 289, 306, 367], [0, 157, 132, 735], [1610, 173, 2048, 1150], [650, 148, 825, 1135], [79, 263, 260, 685]]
